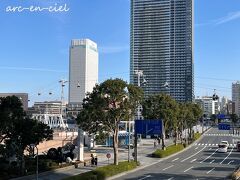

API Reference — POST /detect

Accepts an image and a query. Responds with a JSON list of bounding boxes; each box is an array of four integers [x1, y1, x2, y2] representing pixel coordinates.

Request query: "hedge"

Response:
[[193, 132, 201, 141], [152, 144, 184, 158], [63, 161, 138, 180]]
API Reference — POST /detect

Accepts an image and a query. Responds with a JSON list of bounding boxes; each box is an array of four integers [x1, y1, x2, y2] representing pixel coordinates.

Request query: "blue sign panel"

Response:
[[135, 120, 163, 135], [217, 114, 226, 119], [218, 123, 230, 130]]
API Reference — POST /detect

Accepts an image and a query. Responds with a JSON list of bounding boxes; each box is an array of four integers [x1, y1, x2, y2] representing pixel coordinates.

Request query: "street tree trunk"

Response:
[[174, 129, 177, 145], [113, 126, 119, 165]]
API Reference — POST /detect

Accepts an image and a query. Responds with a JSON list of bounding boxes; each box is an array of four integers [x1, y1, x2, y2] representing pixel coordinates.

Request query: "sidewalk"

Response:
[[12, 125, 208, 180]]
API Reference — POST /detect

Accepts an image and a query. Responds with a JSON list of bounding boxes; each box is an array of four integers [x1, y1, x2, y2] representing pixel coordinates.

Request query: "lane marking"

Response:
[[190, 159, 197, 163], [210, 159, 215, 164], [195, 147, 199, 150], [220, 147, 234, 164], [209, 148, 212, 150], [139, 175, 152, 180], [228, 160, 234, 165], [181, 146, 206, 162], [183, 166, 194, 173], [167, 178, 174, 180], [206, 168, 215, 174], [171, 158, 179, 162], [163, 165, 174, 171], [200, 148, 218, 163]]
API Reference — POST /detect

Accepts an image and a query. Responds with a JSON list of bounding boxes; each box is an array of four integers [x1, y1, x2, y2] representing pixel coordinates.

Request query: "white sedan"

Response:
[[218, 141, 229, 153]]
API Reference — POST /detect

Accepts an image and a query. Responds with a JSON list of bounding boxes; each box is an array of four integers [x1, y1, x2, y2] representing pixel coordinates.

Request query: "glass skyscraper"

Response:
[[130, 0, 194, 102]]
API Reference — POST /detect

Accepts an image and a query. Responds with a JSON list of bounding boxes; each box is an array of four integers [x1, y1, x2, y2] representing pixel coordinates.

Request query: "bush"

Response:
[[63, 161, 138, 180], [193, 133, 201, 141], [152, 144, 184, 158]]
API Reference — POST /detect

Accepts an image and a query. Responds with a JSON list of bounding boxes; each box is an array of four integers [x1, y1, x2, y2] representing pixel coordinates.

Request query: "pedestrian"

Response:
[[157, 137, 161, 145], [154, 139, 157, 148], [94, 156, 98, 166], [91, 154, 95, 166]]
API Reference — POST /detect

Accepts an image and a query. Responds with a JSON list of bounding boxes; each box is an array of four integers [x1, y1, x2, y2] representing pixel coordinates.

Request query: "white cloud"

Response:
[[215, 11, 240, 25], [196, 11, 240, 28]]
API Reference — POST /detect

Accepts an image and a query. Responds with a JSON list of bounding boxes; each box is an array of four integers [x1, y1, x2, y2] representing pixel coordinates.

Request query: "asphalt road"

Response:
[[114, 127, 240, 180]]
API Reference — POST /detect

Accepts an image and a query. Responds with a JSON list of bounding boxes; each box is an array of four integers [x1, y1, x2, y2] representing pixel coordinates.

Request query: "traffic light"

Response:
[[212, 93, 219, 101]]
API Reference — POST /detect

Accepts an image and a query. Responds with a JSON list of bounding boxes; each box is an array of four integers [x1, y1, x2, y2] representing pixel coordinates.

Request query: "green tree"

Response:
[[185, 103, 203, 142], [76, 79, 143, 165], [142, 93, 178, 149], [0, 96, 53, 175], [230, 113, 239, 134], [178, 103, 188, 144]]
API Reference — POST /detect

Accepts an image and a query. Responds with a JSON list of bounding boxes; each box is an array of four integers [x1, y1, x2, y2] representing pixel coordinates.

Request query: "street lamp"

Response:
[[134, 70, 147, 162], [30, 144, 38, 180]]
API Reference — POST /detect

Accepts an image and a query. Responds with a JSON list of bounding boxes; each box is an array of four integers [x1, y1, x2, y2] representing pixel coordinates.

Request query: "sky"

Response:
[[0, 0, 240, 106]]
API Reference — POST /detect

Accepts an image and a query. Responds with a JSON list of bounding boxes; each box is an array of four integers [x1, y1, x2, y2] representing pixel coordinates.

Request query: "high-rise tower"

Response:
[[130, 0, 194, 102], [68, 39, 98, 116]]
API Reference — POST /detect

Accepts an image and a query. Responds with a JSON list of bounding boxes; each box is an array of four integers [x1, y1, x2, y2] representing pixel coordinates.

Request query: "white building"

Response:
[[68, 39, 98, 117], [28, 101, 67, 117], [195, 96, 219, 117], [232, 81, 240, 116]]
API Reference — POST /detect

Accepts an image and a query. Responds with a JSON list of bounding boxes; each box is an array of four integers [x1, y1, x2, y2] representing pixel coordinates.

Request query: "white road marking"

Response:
[[183, 166, 194, 173], [172, 158, 179, 162], [202, 144, 204, 146], [195, 147, 199, 150], [220, 147, 234, 164], [181, 146, 206, 162], [206, 168, 215, 174], [210, 159, 215, 164], [209, 148, 212, 150], [228, 160, 234, 165], [190, 159, 197, 163], [139, 175, 152, 180], [200, 148, 218, 163], [163, 165, 174, 171], [167, 177, 174, 180]]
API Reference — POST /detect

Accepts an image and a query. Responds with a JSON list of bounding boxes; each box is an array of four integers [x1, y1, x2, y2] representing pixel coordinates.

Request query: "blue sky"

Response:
[[0, 0, 240, 105]]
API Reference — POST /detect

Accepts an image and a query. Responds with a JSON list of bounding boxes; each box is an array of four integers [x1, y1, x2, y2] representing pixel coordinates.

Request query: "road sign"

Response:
[[218, 123, 230, 130], [106, 153, 111, 159], [106, 153, 111, 164], [135, 119, 163, 135]]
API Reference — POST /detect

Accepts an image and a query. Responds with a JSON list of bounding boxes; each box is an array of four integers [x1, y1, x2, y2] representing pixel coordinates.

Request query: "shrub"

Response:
[[193, 133, 201, 141], [152, 144, 184, 158], [63, 161, 138, 180]]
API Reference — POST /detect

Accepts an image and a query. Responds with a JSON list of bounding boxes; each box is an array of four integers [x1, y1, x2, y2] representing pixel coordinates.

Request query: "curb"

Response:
[[107, 127, 212, 180]]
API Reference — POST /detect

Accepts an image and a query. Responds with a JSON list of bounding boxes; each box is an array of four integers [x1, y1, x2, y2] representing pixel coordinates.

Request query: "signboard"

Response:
[[106, 153, 111, 159], [218, 123, 230, 130], [135, 119, 163, 135], [217, 114, 225, 119]]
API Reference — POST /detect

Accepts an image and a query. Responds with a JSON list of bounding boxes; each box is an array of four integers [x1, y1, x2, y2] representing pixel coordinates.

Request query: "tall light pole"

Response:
[[134, 70, 146, 162], [30, 144, 38, 180]]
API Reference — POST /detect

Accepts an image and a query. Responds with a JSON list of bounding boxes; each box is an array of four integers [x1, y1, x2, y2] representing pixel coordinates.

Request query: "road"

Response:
[[114, 127, 240, 180]]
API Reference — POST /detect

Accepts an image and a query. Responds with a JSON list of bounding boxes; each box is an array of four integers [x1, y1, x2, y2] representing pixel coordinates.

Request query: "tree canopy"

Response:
[[77, 79, 143, 165], [0, 96, 53, 175]]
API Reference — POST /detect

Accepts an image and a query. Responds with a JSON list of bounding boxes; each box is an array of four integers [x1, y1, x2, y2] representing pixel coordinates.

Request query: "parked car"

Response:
[[218, 141, 229, 153], [236, 141, 240, 152]]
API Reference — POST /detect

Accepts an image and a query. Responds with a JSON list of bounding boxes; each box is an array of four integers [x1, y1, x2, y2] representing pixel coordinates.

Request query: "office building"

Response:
[[130, 0, 194, 102], [68, 39, 98, 117], [232, 81, 240, 116], [0, 93, 28, 111], [28, 101, 67, 117], [195, 96, 219, 117]]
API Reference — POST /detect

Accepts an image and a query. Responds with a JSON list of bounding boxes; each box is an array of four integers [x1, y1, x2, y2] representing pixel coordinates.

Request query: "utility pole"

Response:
[[134, 70, 145, 162], [59, 79, 68, 129]]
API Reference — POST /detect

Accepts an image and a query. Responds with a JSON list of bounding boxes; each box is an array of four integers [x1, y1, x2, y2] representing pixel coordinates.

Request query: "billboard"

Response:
[[218, 123, 231, 130], [135, 119, 163, 135]]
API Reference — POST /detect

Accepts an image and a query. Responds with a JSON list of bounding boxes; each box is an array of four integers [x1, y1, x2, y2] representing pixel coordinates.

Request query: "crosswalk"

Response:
[[203, 133, 240, 137], [194, 143, 236, 147]]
